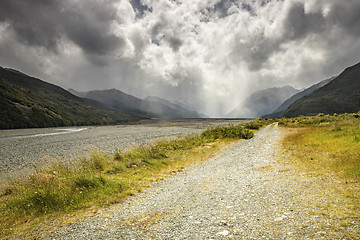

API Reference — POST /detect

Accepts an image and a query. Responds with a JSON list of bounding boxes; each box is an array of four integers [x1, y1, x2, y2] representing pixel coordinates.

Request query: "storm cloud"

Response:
[[0, 0, 124, 64], [0, 0, 359, 116]]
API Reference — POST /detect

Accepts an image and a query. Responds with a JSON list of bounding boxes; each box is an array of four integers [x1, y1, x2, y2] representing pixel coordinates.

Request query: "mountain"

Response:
[[281, 62, 360, 117], [80, 89, 153, 115], [263, 77, 335, 118], [145, 96, 208, 118], [70, 89, 205, 119], [0, 67, 148, 129], [226, 85, 299, 118], [68, 88, 87, 98]]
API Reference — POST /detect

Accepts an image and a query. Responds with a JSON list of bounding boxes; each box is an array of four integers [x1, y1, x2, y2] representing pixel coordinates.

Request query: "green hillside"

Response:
[[0, 67, 147, 129], [282, 62, 360, 117], [264, 77, 335, 118]]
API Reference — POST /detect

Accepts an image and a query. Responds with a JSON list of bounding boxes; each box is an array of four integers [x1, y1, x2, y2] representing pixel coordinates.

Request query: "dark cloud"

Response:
[[61, 0, 125, 64], [260, 0, 272, 7], [213, 0, 236, 18], [327, 0, 360, 37], [0, 0, 62, 50], [0, 0, 124, 65], [283, 0, 360, 42], [241, 3, 256, 16], [200, 0, 239, 19], [166, 36, 183, 52], [231, 0, 360, 72], [148, 14, 184, 51], [283, 2, 327, 40], [205, 0, 257, 19], [129, 0, 152, 18]]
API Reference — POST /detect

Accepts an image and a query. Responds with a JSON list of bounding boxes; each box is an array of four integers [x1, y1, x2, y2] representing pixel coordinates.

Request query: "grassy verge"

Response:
[[0, 122, 259, 238], [279, 113, 360, 237]]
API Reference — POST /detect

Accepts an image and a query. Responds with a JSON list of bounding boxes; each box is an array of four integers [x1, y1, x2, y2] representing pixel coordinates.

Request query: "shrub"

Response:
[[244, 122, 261, 130], [201, 125, 254, 140]]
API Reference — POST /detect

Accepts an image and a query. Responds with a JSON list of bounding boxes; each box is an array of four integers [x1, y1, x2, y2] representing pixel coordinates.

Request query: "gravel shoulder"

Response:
[[44, 123, 345, 239]]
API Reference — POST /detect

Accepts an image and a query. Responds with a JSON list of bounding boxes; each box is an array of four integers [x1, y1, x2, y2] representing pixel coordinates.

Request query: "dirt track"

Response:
[[46, 124, 335, 239]]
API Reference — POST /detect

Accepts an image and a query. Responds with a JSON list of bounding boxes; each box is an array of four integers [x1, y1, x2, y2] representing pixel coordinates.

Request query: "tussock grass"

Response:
[[280, 113, 360, 237], [0, 123, 255, 238]]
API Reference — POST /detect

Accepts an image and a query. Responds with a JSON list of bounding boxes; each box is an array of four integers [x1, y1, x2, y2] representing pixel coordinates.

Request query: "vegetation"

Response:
[[279, 113, 360, 236], [0, 123, 256, 238], [0, 67, 149, 129], [281, 62, 360, 117], [280, 113, 360, 177], [201, 124, 254, 140], [263, 77, 335, 118]]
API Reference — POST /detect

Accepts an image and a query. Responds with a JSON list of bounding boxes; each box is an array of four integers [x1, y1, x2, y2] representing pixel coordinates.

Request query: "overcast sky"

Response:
[[0, 0, 360, 116]]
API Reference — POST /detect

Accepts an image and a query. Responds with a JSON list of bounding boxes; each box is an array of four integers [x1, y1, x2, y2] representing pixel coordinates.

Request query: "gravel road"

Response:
[[0, 119, 245, 180], [44, 123, 344, 239]]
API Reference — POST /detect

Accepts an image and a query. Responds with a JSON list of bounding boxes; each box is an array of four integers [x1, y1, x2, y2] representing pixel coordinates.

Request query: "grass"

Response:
[[279, 113, 360, 237], [281, 113, 360, 178], [0, 123, 256, 238]]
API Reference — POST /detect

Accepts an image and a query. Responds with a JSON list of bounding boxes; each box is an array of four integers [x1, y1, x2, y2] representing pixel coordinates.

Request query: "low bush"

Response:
[[201, 125, 254, 140]]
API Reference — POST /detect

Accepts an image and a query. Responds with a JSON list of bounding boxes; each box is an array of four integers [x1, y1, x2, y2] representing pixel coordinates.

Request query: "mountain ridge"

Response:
[[227, 85, 299, 118], [281, 62, 360, 117], [263, 77, 335, 118], [69, 89, 206, 119], [0, 67, 148, 129]]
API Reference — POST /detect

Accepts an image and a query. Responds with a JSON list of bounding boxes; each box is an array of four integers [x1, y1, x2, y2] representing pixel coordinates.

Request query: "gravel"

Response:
[[0, 119, 246, 180], [44, 123, 345, 239]]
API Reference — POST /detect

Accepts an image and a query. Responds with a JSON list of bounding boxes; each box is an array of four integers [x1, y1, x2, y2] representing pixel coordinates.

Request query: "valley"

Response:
[[1, 1, 360, 239]]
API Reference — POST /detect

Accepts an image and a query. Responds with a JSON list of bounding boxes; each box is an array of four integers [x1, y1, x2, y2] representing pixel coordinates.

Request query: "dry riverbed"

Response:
[[42, 124, 355, 239], [0, 119, 246, 180]]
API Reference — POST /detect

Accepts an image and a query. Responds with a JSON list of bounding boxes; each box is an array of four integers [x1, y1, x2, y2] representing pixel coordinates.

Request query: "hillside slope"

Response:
[[70, 89, 205, 119], [227, 85, 299, 118], [0, 67, 146, 129], [264, 77, 335, 118], [282, 62, 360, 117]]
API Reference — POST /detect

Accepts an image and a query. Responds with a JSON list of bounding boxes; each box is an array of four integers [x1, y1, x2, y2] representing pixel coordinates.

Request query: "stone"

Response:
[[217, 230, 230, 236]]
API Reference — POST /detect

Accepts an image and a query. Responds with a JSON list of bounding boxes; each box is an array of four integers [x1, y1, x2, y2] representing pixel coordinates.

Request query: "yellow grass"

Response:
[[280, 115, 360, 238], [0, 136, 235, 239]]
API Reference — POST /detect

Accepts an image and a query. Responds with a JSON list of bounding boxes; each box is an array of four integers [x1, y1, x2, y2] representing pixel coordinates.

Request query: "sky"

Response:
[[0, 0, 360, 117]]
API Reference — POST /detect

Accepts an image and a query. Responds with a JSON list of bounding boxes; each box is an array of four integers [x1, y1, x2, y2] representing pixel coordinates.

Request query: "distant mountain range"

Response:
[[263, 77, 335, 118], [226, 85, 299, 118], [68, 89, 207, 119], [281, 62, 360, 117], [0, 67, 204, 129], [0, 67, 148, 129], [144, 96, 208, 118], [2, 60, 359, 129]]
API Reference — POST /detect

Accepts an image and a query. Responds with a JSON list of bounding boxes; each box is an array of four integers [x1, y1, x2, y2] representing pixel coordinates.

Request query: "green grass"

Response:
[[0, 123, 256, 238], [280, 113, 360, 237], [281, 114, 360, 177]]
